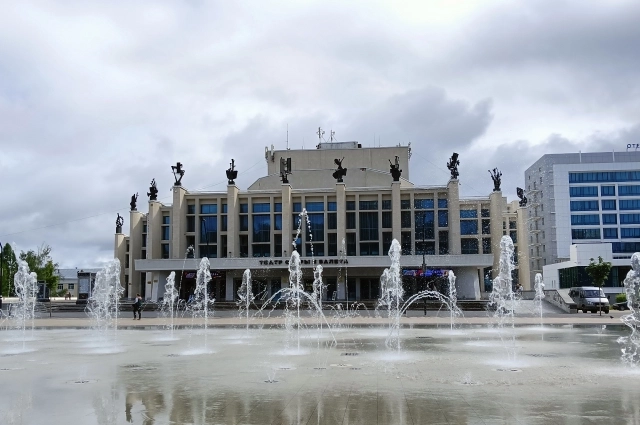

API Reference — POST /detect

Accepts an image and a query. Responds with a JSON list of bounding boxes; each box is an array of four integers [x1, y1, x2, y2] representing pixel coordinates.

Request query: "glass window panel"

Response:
[[187, 216, 195, 232], [328, 233, 337, 256], [621, 214, 640, 224], [438, 211, 448, 227], [162, 227, 170, 240], [359, 201, 378, 210], [401, 200, 411, 210], [328, 213, 337, 229], [187, 205, 196, 214], [200, 216, 218, 241], [601, 200, 616, 210], [328, 202, 337, 211], [359, 212, 378, 241], [619, 186, 640, 196], [460, 220, 478, 235], [603, 228, 618, 239], [308, 213, 324, 241], [570, 214, 600, 225], [460, 209, 477, 218], [360, 242, 380, 256], [414, 199, 434, 209], [481, 209, 490, 218], [438, 199, 448, 209], [240, 215, 248, 231], [382, 211, 392, 228], [274, 203, 282, 212], [382, 200, 392, 210], [306, 202, 324, 212], [401, 211, 412, 228], [221, 215, 227, 232], [252, 215, 271, 242], [461, 239, 479, 254], [569, 186, 598, 197], [252, 203, 270, 213], [620, 200, 640, 210], [222, 204, 228, 213], [346, 201, 356, 211], [602, 214, 617, 224], [346, 212, 356, 229], [481, 219, 491, 234], [274, 214, 282, 231], [482, 238, 491, 254], [438, 231, 449, 254], [415, 211, 435, 239], [162, 215, 170, 224], [572, 229, 601, 239], [239, 204, 248, 213], [601, 186, 616, 196], [570, 201, 600, 211], [621, 228, 640, 238], [200, 204, 217, 214]]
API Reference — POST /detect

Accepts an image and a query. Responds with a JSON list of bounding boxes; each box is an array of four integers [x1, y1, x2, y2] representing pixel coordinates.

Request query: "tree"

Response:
[[19, 244, 60, 297], [1, 243, 18, 297], [585, 256, 612, 316]]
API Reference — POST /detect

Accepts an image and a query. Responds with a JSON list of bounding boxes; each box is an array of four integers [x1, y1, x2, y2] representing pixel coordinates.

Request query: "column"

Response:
[[171, 185, 187, 258], [129, 210, 145, 299], [226, 184, 239, 256], [447, 179, 461, 255], [114, 232, 126, 296], [517, 205, 532, 289], [489, 191, 505, 279], [336, 182, 346, 299], [281, 184, 292, 255], [391, 181, 401, 242]]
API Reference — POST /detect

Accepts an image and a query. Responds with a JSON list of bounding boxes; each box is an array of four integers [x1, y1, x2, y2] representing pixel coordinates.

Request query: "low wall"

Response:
[[544, 289, 577, 313]]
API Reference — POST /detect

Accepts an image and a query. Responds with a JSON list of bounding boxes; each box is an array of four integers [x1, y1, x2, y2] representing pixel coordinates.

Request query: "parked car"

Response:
[[568, 286, 610, 314]]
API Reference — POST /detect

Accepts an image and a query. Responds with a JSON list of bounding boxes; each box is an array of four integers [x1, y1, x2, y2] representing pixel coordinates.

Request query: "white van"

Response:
[[568, 286, 610, 314]]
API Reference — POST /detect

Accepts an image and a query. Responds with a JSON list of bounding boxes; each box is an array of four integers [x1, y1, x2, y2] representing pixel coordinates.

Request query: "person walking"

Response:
[[133, 294, 142, 320]]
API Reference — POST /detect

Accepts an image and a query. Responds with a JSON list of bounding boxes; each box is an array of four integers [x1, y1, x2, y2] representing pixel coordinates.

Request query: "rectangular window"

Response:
[[328, 202, 337, 211], [570, 201, 599, 211], [601, 186, 616, 196], [328, 233, 337, 256], [221, 215, 228, 232], [306, 202, 324, 212], [414, 199, 434, 209], [620, 200, 640, 210], [619, 186, 640, 196], [482, 219, 491, 234], [239, 235, 248, 258], [240, 215, 248, 231], [569, 186, 598, 197], [438, 199, 448, 209], [360, 242, 379, 256], [68, 283, 74, 290], [382, 232, 392, 254], [570, 214, 600, 225], [308, 213, 325, 241], [510, 230, 517, 243], [401, 232, 412, 255], [438, 211, 448, 227], [141, 235, 147, 248], [252, 215, 271, 243], [400, 200, 411, 210], [251, 244, 270, 257], [382, 200, 392, 210], [359, 201, 378, 210], [274, 234, 282, 257], [162, 227, 170, 240], [58, 283, 64, 291], [200, 216, 218, 242], [359, 212, 378, 241], [621, 214, 640, 224], [346, 233, 356, 256], [274, 214, 282, 231], [481, 209, 490, 218], [461, 239, 479, 254], [602, 214, 617, 224], [621, 228, 640, 238], [460, 220, 478, 235], [482, 238, 491, 254], [327, 213, 337, 229], [401, 211, 412, 228], [161, 243, 170, 259], [415, 240, 435, 255], [222, 204, 228, 213], [571, 229, 601, 239], [346, 201, 356, 211], [602, 200, 616, 210], [415, 211, 435, 239], [569, 171, 640, 183], [603, 228, 618, 239], [274, 203, 282, 212], [221, 235, 227, 258], [346, 212, 356, 229], [187, 216, 195, 232], [200, 204, 217, 214], [438, 231, 449, 254], [460, 209, 477, 218], [252, 203, 270, 213], [382, 211, 392, 228], [187, 205, 196, 214], [509, 221, 516, 229], [162, 215, 170, 224]]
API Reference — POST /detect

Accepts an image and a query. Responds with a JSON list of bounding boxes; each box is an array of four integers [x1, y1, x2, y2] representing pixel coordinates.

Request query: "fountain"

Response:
[[237, 269, 254, 332], [161, 271, 178, 338], [87, 259, 123, 332], [11, 260, 39, 349], [378, 240, 404, 350], [447, 270, 459, 330], [533, 272, 545, 327], [192, 257, 213, 350], [619, 252, 640, 366]]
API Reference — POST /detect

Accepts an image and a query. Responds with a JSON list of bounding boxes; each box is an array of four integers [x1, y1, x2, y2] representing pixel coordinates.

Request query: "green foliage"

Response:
[[1, 243, 18, 296], [18, 244, 60, 294], [616, 293, 627, 303], [585, 256, 612, 288]]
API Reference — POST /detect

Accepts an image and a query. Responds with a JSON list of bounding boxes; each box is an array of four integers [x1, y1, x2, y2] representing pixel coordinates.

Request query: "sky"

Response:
[[1, 0, 640, 268]]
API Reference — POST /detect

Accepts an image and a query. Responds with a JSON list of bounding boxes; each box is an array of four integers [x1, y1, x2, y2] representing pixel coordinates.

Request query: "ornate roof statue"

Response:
[[389, 156, 402, 182], [332, 157, 347, 183], [489, 168, 502, 192], [171, 162, 185, 185], [517, 187, 528, 207], [226, 159, 238, 185], [147, 178, 158, 201], [447, 152, 460, 180], [115, 213, 124, 233], [130, 193, 138, 211]]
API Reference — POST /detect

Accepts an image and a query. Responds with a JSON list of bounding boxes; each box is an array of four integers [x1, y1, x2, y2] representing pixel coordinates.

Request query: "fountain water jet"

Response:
[[87, 259, 123, 332], [193, 257, 213, 350], [619, 252, 640, 366], [533, 273, 545, 327], [161, 271, 178, 338], [12, 260, 39, 349], [378, 240, 403, 350], [237, 269, 254, 333]]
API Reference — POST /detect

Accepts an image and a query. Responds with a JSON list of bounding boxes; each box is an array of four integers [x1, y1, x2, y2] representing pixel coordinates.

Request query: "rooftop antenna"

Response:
[[286, 123, 289, 150], [317, 127, 325, 147], [330, 129, 335, 142]]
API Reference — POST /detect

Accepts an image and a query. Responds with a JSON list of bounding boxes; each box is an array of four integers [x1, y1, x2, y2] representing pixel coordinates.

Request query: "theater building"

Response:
[[114, 142, 528, 302]]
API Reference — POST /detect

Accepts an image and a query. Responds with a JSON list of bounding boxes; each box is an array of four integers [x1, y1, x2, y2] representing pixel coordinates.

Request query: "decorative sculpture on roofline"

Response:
[[130, 193, 138, 211], [226, 159, 238, 185], [389, 156, 402, 182], [171, 162, 185, 186], [280, 157, 292, 184], [489, 168, 502, 192], [147, 178, 158, 201], [447, 152, 460, 180], [115, 213, 124, 233], [332, 157, 347, 183], [517, 187, 528, 207]]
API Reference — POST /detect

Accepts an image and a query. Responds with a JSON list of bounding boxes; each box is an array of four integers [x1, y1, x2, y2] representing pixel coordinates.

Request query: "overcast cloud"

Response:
[[1, 0, 639, 267]]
